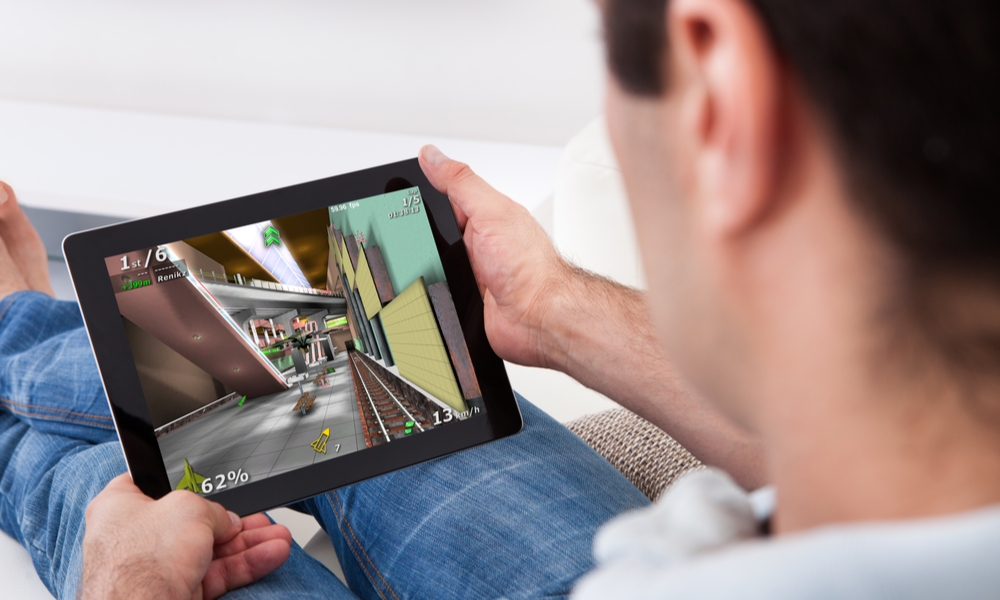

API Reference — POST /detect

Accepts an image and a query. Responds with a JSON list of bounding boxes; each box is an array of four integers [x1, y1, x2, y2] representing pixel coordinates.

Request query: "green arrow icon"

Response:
[[264, 226, 281, 247], [238, 395, 246, 406]]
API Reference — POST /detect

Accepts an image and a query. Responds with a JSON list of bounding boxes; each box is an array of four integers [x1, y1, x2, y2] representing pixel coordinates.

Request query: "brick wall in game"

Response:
[[427, 281, 482, 403]]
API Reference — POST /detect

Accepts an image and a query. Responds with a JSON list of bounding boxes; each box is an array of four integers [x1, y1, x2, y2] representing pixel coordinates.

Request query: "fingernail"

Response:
[[422, 145, 448, 166], [0, 184, 8, 205], [228, 511, 241, 529]]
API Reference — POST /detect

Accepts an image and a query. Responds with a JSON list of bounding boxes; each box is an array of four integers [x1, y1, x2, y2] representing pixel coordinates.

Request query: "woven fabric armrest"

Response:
[[565, 409, 703, 502]]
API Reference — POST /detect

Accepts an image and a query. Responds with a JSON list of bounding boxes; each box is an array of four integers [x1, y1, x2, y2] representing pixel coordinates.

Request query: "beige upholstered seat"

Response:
[[566, 409, 704, 502]]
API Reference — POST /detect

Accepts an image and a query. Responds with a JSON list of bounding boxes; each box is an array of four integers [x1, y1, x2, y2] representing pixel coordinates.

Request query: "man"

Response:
[[2, 0, 999, 597]]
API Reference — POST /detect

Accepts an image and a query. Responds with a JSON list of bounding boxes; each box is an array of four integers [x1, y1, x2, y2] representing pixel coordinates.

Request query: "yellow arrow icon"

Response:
[[311, 428, 329, 454]]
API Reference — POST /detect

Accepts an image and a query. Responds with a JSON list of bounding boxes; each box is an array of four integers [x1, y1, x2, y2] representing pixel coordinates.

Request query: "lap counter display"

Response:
[[104, 186, 486, 495]]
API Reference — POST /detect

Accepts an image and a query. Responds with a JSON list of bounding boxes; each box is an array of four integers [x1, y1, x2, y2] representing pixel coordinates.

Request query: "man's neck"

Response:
[[765, 376, 1000, 534]]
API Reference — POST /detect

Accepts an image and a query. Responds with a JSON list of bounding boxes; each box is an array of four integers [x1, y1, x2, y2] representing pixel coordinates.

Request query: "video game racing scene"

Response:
[[105, 186, 485, 495]]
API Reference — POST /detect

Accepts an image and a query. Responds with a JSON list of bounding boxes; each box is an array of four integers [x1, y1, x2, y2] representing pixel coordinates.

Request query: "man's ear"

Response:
[[668, 0, 784, 236]]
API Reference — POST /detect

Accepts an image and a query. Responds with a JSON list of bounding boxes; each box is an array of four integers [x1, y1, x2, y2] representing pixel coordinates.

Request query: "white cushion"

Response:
[[552, 118, 644, 290]]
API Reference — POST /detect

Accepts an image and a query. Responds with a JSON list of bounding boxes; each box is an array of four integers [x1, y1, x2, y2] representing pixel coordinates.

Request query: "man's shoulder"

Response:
[[575, 504, 1000, 600]]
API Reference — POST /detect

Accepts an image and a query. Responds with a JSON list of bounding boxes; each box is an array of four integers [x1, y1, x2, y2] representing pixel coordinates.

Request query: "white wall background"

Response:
[[0, 0, 606, 145]]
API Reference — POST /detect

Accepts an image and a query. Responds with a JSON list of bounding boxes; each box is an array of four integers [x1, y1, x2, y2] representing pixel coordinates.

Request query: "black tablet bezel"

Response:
[[63, 158, 522, 515]]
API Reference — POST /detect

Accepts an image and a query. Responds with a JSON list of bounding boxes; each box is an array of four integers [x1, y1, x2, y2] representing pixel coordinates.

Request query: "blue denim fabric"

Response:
[[293, 396, 650, 600], [0, 291, 650, 599], [0, 291, 117, 443]]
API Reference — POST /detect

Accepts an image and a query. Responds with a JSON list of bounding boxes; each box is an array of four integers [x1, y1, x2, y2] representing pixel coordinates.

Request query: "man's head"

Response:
[[601, 0, 1000, 430]]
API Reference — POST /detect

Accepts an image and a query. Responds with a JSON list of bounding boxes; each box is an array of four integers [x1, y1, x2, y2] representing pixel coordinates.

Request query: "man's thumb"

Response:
[[419, 145, 507, 223], [419, 144, 472, 196], [207, 501, 243, 545]]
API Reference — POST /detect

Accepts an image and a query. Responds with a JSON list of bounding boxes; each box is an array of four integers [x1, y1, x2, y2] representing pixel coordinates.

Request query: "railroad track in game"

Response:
[[347, 350, 434, 447]]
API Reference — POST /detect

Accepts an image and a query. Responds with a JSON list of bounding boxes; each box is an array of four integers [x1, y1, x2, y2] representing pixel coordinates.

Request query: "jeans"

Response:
[[0, 291, 649, 599]]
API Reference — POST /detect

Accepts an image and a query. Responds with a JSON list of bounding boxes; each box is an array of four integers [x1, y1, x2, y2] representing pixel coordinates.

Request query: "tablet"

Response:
[[64, 158, 522, 515]]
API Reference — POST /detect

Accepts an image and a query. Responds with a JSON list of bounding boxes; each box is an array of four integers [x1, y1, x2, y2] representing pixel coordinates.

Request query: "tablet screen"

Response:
[[104, 185, 486, 496]]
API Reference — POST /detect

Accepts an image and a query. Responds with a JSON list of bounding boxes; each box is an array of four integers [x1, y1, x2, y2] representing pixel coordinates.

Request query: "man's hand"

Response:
[[419, 145, 573, 369], [81, 474, 292, 600]]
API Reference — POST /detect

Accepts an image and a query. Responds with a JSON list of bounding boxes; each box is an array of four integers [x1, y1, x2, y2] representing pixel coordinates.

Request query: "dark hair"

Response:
[[604, 0, 1000, 374]]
